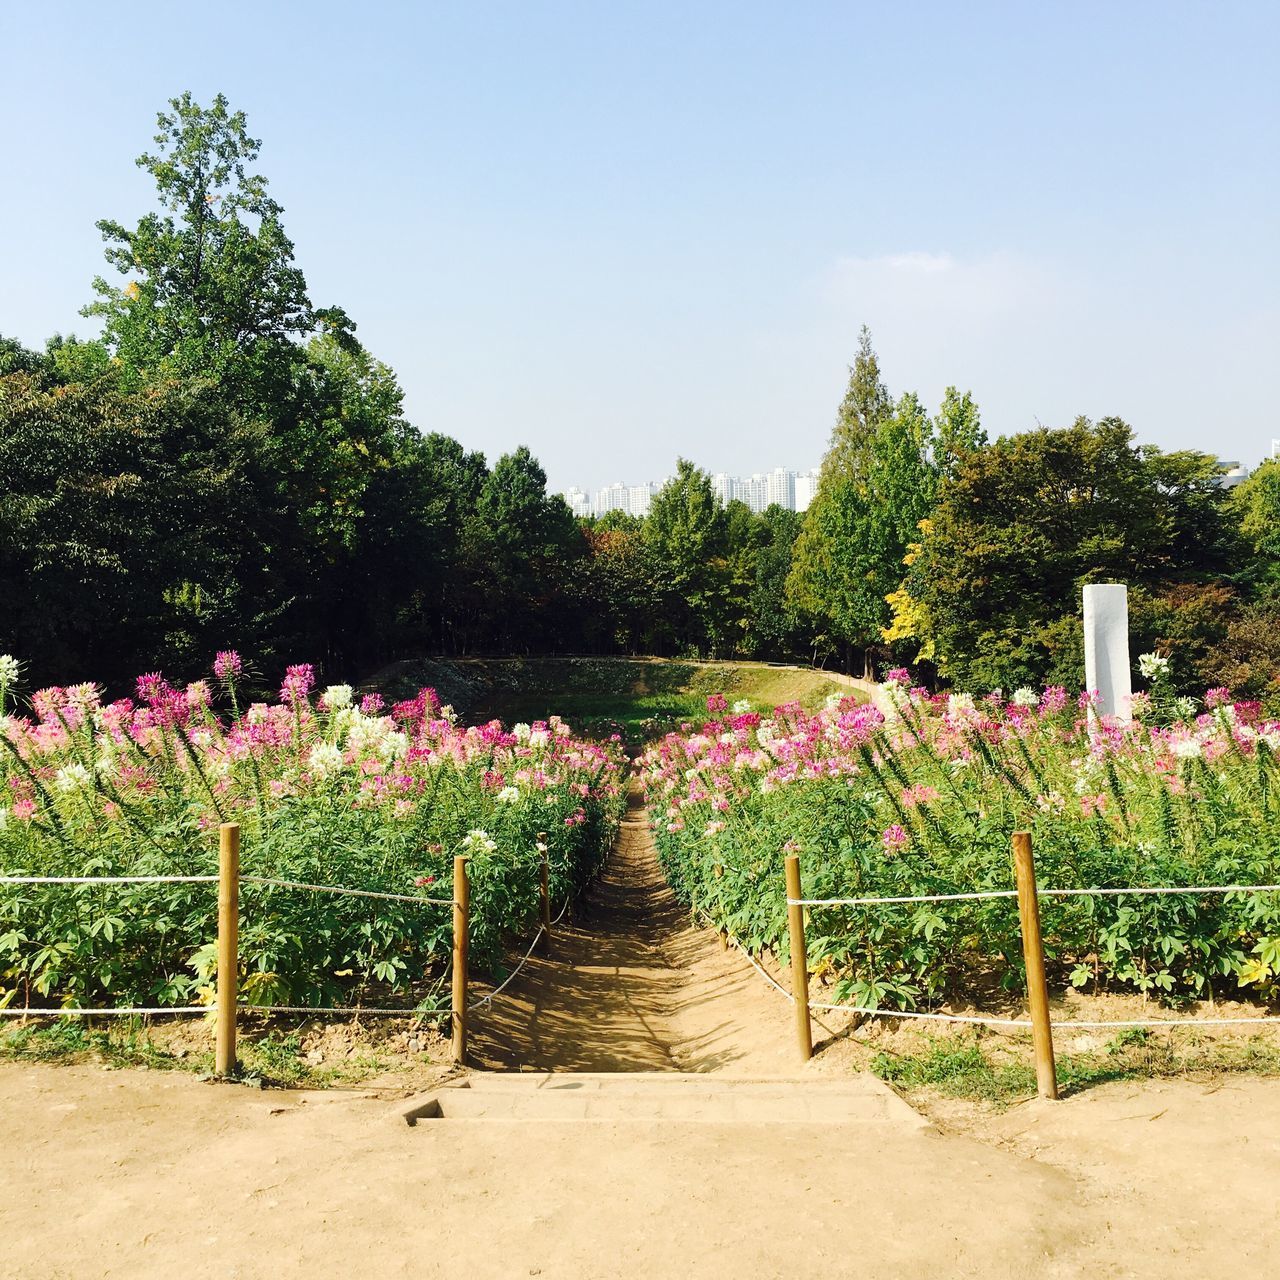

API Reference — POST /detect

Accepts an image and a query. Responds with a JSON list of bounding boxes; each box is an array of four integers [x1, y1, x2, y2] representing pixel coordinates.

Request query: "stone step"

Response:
[[400, 1072, 927, 1126]]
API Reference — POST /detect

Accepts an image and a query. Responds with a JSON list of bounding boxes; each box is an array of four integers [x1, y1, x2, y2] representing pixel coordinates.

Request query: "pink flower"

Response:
[[884, 667, 911, 686], [882, 824, 909, 852], [1039, 686, 1068, 714], [213, 651, 243, 682], [900, 784, 940, 809], [279, 664, 315, 705], [360, 693, 385, 715], [1080, 793, 1108, 818], [12, 798, 36, 821], [706, 693, 728, 714], [1205, 687, 1231, 709]]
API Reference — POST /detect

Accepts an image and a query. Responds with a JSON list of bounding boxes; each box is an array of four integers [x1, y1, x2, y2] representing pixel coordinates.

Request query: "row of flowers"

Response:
[[639, 677, 1280, 1010], [0, 655, 627, 1011]]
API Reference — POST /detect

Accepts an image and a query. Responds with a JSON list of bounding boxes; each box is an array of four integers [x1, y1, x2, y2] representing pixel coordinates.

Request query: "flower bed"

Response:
[[638, 680, 1280, 1011], [0, 656, 626, 1011]]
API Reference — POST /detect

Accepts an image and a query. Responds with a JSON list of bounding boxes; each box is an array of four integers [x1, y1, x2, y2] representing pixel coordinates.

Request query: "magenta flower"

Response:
[[882, 824, 909, 852], [706, 693, 728, 714], [1039, 686, 1068, 715], [213, 650, 243, 682], [360, 692, 385, 715], [279, 664, 316, 705], [885, 667, 911, 686]]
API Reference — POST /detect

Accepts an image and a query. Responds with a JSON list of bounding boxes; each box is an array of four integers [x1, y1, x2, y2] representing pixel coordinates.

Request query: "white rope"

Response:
[[795, 889, 1016, 907], [468, 895, 573, 1009], [696, 908, 795, 1001], [791, 883, 1280, 908], [0, 875, 217, 886], [1040, 884, 1280, 899], [0, 1005, 209, 1017], [805, 1001, 1280, 1030], [240, 876, 452, 906], [469, 927, 546, 1010], [248, 1004, 449, 1017]]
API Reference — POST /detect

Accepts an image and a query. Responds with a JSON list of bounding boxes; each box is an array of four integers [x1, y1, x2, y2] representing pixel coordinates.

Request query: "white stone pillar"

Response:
[[1082, 583, 1132, 723]]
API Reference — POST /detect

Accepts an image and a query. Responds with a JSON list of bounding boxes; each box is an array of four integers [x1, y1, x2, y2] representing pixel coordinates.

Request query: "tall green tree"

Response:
[[84, 92, 316, 403], [644, 460, 733, 654], [788, 332, 939, 673]]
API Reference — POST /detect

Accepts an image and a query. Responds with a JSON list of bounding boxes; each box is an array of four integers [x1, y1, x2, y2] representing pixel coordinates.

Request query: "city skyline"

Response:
[[563, 465, 822, 519]]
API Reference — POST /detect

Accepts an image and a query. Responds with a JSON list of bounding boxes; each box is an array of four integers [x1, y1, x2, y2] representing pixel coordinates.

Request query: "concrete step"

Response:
[[400, 1072, 927, 1126]]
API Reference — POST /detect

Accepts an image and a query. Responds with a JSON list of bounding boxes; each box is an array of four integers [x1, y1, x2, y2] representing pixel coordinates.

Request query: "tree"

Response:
[[788, 332, 940, 673], [84, 92, 314, 405], [644, 460, 732, 655], [1232, 458, 1280, 603], [903, 418, 1238, 690], [745, 505, 803, 658], [0, 371, 258, 687]]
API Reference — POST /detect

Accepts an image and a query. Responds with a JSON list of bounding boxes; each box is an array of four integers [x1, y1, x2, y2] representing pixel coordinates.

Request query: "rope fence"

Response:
[[791, 883, 1280, 908], [0, 874, 218, 886], [240, 875, 453, 907], [0, 825, 570, 1071], [755, 840, 1280, 1094]]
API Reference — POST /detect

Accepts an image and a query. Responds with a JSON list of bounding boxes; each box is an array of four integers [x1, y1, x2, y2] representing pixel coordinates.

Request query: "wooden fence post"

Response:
[[538, 833, 552, 957], [1012, 830, 1059, 1100], [451, 855, 470, 1065], [784, 853, 813, 1061], [215, 822, 240, 1077]]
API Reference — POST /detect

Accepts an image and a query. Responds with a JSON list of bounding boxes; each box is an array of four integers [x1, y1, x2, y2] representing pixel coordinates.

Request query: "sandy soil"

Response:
[[3, 792, 1280, 1278]]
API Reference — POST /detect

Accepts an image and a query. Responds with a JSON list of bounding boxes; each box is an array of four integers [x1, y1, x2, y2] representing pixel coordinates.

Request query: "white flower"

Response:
[[535, 840, 548, 853], [512, 723, 531, 742], [1261, 730, 1280, 751], [53, 763, 92, 793], [1170, 736, 1203, 760], [1138, 652, 1170, 679], [824, 693, 843, 711], [495, 786, 520, 804], [440, 704, 457, 724], [0, 808, 7, 830], [947, 692, 976, 715], [1173, 697, 1197, 722], [732, 699, 752, 714], [462, 829, 498, 855], [1011, 687, 1039, 707], [308, 742, 346, 776], [322, 684, 354, 710], [529, 729, 550, 748], [384, 731, 410, 760], [0, 655, 20, 686]]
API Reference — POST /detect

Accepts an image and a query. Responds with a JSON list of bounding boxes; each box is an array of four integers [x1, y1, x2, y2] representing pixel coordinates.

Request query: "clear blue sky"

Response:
[[3, 2, 1277, 492]]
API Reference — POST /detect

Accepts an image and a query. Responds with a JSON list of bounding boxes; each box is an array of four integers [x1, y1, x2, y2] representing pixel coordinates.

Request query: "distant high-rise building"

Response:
[[794, 468, 820, 512], [1215, 459, 1250, 489], [563, 464, 819, 518], [766, 467, 795, 510], [710, 473, 735, 506]]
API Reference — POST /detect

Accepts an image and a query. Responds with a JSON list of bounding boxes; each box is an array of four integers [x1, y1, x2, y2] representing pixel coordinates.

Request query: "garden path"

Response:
[[469, 783, 827, 1076]]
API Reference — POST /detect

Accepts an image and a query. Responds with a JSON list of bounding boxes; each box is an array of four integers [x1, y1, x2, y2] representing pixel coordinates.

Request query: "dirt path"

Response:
[[470, 785, 811, 1075]]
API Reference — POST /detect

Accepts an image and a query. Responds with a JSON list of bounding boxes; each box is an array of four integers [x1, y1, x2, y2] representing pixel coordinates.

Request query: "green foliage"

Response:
[[873, 1029, 1280, 1104], [0, 668, 626, 1011], [905, 418, 1238, 690], [788, 332, 972, 672], [641, 688, 1280, 1012]]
